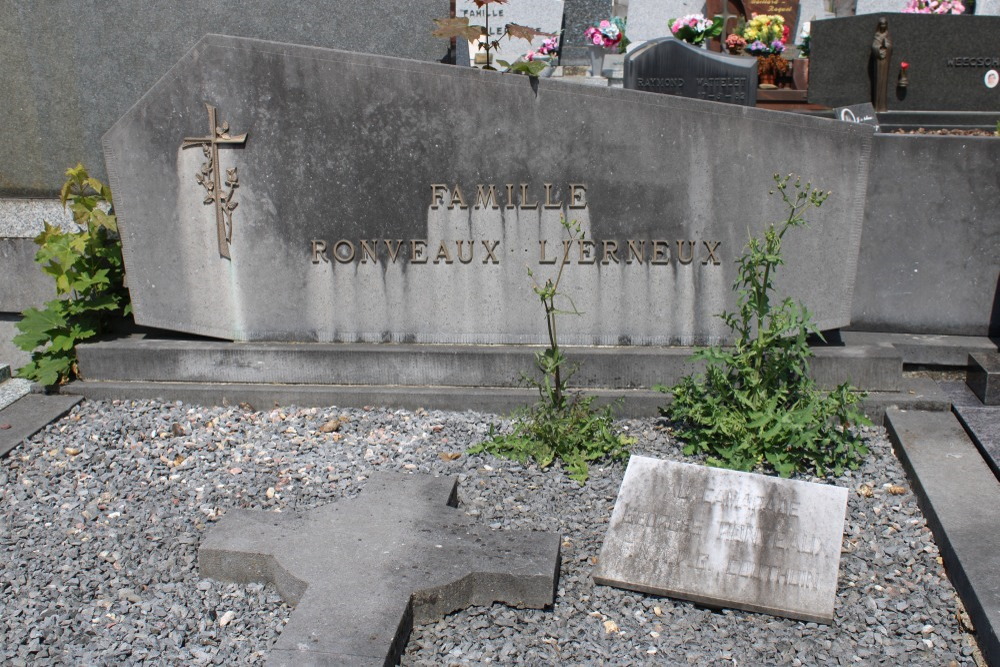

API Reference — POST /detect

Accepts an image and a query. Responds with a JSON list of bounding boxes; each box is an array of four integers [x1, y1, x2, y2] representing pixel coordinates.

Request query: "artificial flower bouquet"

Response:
[[669, 13, 724, 45], [903, 0, 965, 13], [741, 14, 788, 56], [584, 17, 629, 53]]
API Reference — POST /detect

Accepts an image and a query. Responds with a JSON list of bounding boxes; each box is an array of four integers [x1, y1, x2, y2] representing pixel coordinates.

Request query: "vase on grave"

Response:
[[588, 45, 613, 76], [792, 58, 809, 90]]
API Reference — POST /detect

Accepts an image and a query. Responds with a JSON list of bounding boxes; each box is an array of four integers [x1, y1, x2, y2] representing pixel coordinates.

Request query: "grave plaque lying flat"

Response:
[[593, 456, 849, 623], [201, 472, 561, 665], [104, 34, 873, 346], [625, 38, 758, 105]]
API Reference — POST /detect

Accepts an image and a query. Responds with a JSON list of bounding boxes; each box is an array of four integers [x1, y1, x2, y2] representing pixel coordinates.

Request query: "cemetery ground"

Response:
[[0, 397, 986, 665]]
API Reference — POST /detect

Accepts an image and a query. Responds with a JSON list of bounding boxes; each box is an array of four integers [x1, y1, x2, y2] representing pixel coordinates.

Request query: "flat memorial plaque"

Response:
[[593, 455, 849, 623]]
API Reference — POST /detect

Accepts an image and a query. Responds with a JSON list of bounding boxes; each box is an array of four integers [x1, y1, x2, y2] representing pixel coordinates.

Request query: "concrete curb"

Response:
[[885, 408, 1000, 666], [0, 394, 82, 457]]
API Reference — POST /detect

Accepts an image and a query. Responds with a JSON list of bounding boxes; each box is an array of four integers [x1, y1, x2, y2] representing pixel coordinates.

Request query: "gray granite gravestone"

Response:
[[624, 37, 758, 105], [593, 456, 849, 623], [626, 0, 708, 45], [854, 0, 906, 13], [0, 0, 450, 196], [200, 472, 561, 666], [808, 14, 1000, 110], [561, 0, 615, 64], [103, 34, 873, 347], [456, 0, 564, 68], [977, 0, 1000, 14]]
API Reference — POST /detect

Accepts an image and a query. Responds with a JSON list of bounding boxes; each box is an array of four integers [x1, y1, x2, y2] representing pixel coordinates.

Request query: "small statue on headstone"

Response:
[[870, 17, 892, 112]]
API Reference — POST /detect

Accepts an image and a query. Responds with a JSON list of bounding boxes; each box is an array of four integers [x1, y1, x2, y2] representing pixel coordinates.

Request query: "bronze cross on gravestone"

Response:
[[181, 103, 247, 259], [200, 472, 561, 666]]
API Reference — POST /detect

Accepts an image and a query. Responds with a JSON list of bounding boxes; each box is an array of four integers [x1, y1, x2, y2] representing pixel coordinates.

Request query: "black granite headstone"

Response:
[[809, 15, 1000, 111], [624, 38, 758, 106], [834, 102, 880, 130], [561, 0, 614, 65]]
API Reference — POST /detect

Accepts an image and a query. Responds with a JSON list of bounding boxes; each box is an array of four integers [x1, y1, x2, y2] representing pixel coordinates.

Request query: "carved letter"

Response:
[[430, 184, 449, 209], [543, 183, 562, 209], [311, 240, 329, 264], [626, 240, 645, 264], [474, 184, 499, 209], [578, 239, 596, 264], [505, 184, 516, 209], [481, 240, 500, 264], [676, 240, 695, 265], [702, 240, 721, 265], [360, 240, 378, 264], [410, 240, 428, 263], [456, 240, 474, 264], [333, 240, 356, 264], [384, 239, 403, 263], [601, 240, 619, 265], [519, 183, 538, 210], [539, 240, 556, 264], [433, 241, 454, 264], [651, 240, 670, 264], [449, 185, 468, 209], [568, 183, 588, 209]]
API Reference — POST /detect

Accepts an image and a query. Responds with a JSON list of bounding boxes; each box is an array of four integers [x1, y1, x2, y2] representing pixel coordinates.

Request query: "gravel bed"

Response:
[[0, 399, 981, 665]]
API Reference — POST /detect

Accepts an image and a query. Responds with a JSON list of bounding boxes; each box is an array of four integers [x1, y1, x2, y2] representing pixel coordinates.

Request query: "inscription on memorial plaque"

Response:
[[625, 38, 758, 106], [593, 456, 848, 623]]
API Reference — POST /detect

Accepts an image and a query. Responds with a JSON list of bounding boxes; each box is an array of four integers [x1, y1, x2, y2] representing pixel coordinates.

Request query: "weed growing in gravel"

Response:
[[469, 218, 633, 483], [14, 164, 131, 387], [658, 174, 870, 477]]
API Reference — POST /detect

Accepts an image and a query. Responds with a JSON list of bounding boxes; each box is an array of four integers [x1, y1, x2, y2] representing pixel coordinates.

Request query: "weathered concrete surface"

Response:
[[840, 332, 999, 367], [74, 337, 902, 391], [850, 135, 1000, 337], [200, 472, 561, 666], [0, 0, 451, 196], [0, 394, 81, 458], [967, 352, 1000, 406], [885, 408, 1000, 667], [103, 34, 872, 347], [593, 456, 848, 624], [953, 404, 1000, 483]]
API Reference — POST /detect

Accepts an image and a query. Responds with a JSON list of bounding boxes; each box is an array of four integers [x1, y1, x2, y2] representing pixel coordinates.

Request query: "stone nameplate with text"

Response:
[[625, 38, 758, 106], [103, 34, 872, 345], [593, 456, 848, 623]]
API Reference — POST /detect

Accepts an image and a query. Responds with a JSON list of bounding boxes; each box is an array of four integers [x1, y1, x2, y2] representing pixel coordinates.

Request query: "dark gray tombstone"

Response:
[[808, 14, 1000, 111], [102, 34, 873, 347], [834, 102, 880, 130], [624, 38, 758, 106], [0, 0, 450, 196], [560, 0, 614, 65], [200, 472, 561, 665]]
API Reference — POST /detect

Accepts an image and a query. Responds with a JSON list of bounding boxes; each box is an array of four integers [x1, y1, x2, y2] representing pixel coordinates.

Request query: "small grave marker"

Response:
[[625, 38, 758, 105], [200, 472, 561, 665], [834, 102, 880, 130], [593, 456, 848, 624], [456, 0, 564, 68]]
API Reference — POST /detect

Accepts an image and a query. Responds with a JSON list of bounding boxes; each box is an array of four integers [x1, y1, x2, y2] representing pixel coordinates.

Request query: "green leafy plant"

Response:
[[469, 219, 633, 483], [658, 174, 870, 478], [14, 164, 131, 387]]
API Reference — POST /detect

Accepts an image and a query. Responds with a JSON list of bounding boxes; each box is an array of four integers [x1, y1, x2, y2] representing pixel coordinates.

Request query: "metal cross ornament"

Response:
[[182, 103, 248, 259]]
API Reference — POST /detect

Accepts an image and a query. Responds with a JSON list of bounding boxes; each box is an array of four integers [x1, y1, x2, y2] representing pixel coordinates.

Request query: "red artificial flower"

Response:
[[901, 61, 910, 69]]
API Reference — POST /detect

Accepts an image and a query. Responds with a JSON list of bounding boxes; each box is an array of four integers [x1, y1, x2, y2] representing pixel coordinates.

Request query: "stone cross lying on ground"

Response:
[[200, 472, 562, 666]]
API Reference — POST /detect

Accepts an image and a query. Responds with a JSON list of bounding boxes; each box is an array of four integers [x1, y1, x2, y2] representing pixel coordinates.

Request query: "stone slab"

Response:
[[593, 455, 848, 623], [626, 0, 707, 45], [457, 0, 564, 68], [854, 0, 905, 13], [953, 404, 1000, 482], [103, 34, 873, 347], [0, 394, 81, 458], [0, 0, 451, 197], [0, 238, 54, 312], [73, 337, 901, 390], [0, 365, 8, 383], [840, 331, 999, 366], [977, 0, 1000, 14], [0, 318, 31, 371], [624, 38, 758, 106], [885, 408, 1000, 666], [808, 15, 1000, 111], [200, 472, 561, 665], [0, 198, 76, 238], [0, 378, 31, 412], [561, 0, 615, 65], [850, 135, 1000, 337], [967, 351, 1000, 405]]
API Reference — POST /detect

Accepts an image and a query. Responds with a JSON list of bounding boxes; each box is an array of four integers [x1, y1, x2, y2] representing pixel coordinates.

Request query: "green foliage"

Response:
[[14, 164, 131, 387], [658, 174, 870, 478], [496, 58, 550, 77], [469, 218, 634, 483]]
